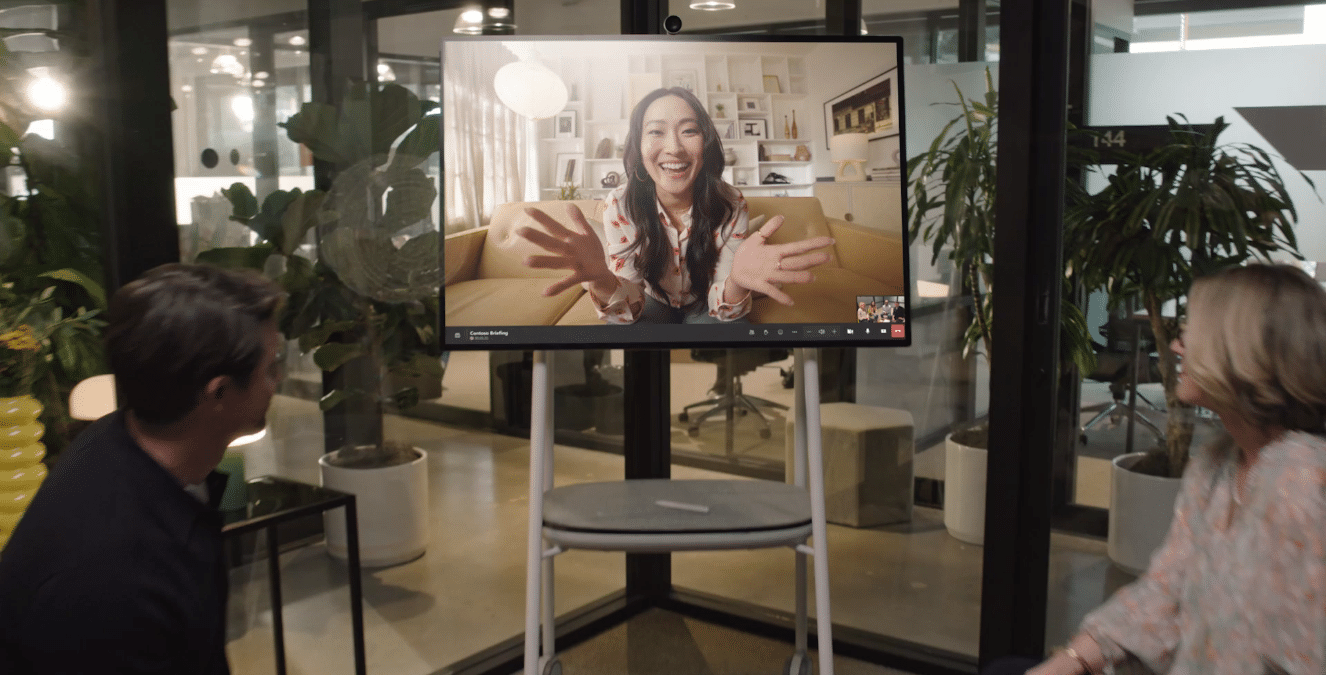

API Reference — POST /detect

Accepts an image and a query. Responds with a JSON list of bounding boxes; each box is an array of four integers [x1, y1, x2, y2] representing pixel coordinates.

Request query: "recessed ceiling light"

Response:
[[288, 35, 306, 46], [233, 37, 252, 47], [690, 1, 736, 10], [190, 46, 208, 55]]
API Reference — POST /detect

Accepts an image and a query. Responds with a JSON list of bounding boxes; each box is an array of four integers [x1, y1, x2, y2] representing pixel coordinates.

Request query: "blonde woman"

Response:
[[1005, 264, 1326, 675]]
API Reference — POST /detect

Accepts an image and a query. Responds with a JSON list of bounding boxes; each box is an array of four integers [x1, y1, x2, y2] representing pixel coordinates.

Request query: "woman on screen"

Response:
[[517, 87, 834, 324]]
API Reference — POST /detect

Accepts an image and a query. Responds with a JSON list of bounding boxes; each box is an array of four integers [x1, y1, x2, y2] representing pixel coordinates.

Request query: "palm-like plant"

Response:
[[1066, 115, 1312, 477], [907, 70, 1097, 448]]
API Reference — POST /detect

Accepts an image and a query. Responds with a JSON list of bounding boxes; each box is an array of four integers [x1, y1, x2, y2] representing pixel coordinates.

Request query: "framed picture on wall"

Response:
[[742, 119, 768, 140], [554, 110, 578, 138], [717, 120, 737, 140], [823, 66, 898, 149], [555, 153, 583, 186]]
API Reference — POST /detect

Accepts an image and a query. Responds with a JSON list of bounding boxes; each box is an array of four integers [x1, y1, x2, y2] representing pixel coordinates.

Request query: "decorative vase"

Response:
[[791, 111, 798, 139], [784, 116, 790, 139], [0, 396, 47, 551], [723, 147, 738, 166]]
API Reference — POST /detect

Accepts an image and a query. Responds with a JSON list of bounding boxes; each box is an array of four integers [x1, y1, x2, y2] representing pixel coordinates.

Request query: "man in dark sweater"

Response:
[[0, 264, 284, 674]]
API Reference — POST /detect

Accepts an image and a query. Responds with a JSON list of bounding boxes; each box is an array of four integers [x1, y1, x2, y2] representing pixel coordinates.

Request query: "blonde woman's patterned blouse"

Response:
[[1079, 431, 1326, 675]]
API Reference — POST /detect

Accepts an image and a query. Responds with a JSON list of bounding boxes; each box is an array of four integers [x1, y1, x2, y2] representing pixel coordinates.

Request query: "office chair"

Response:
[[1079, 310, 1166, 445], [679, 348, 790, 439]]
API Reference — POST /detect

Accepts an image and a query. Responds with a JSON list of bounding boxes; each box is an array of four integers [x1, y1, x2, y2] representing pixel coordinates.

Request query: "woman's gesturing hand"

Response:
[[516, 205, 614, 297], [729, 215, 834, 306]]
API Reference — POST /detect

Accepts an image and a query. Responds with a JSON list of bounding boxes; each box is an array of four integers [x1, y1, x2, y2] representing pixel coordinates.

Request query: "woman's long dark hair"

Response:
[[621, 87, 739, 304]]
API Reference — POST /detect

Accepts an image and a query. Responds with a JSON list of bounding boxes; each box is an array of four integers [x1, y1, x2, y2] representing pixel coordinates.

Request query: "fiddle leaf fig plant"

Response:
[[199, 82, 442, 456]]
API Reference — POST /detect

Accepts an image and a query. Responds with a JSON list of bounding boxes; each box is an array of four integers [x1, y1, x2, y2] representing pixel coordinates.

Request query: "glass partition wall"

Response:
[[144, 0, 1099, 673]]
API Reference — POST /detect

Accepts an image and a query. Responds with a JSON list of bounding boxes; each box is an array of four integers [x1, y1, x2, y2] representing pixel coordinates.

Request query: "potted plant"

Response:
[[200, 82, 442, 567], [907, 70, 1096, 545], [0, 41, 110, 464], [1065, 114, 1311, 572], [1, 271, 106, 548]]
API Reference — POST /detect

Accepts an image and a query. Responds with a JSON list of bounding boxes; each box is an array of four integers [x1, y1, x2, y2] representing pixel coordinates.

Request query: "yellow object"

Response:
[[0, 396, 45, 551]]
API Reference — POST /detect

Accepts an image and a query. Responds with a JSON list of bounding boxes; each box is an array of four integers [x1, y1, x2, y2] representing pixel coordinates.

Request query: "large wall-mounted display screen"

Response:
[[441, 36, 909, 350]]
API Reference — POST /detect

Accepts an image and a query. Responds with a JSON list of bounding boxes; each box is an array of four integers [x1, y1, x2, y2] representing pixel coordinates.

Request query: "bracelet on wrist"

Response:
[[1057, 646, 1094, 675]]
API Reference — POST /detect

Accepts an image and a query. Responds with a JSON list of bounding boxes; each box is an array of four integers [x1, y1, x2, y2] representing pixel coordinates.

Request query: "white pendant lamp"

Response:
[[493, 60, 568, 120]]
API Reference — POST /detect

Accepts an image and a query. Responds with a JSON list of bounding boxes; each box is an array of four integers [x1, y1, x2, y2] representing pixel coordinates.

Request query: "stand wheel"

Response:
[[784, 653, 811, 675], [679, 412, 689, 422], [687, 426, 700, 437], [541, 657, 562, 675], [759, 428, 772, 439]]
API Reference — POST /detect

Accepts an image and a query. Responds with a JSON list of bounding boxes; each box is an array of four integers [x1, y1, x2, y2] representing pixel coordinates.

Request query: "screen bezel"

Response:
[[439, 34, 912, 351]]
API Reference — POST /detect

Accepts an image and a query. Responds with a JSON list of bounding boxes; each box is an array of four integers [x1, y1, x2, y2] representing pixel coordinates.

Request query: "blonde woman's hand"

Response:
[[1025, 652, 1089, 675], [516, 205, 614, 297], [728, 216, 834, 306]]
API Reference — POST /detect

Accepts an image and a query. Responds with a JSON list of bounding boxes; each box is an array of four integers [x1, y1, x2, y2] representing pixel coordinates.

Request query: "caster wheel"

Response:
[[687, 427, 700, 437], [784, 653, 811, 675], [679, 412, 689, 422], [541, 657, 562, 675], [759, 428, 772, 440]]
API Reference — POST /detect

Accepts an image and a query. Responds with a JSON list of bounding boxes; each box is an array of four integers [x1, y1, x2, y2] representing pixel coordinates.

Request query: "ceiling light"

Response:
[[288, 35, 306, 46], [181, 84, 193, 93], [233, 37, 252, 47], [454, 9, 484, 34], [211, 53, 245, 79], [190, 46, 208, 55], [27, 76, 66, 112], [690, 1, 736, 10], [488, 7, 510, 19], [377, 63, 396, 82], [230, 95, 254, 123]]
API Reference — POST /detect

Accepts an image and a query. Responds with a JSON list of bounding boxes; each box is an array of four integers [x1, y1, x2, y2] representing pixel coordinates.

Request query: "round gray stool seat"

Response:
[[541, 479, 812, 552]]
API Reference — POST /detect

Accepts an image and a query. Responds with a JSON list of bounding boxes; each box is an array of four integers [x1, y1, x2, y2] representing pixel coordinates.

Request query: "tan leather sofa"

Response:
[[444, 196, 905, 326]]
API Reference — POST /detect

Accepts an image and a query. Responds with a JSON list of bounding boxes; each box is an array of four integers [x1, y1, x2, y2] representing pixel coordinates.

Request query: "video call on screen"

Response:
[[441, 36, 911, 350]]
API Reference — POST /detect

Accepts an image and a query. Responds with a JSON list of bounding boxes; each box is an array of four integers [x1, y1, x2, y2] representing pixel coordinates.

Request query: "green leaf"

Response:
[[195, 244, 276, 270], [298, 319, 359, 353], [389, 115, 440, 172], [379, 168, 437, 234], [281, 254, 316, 293], [222, 182, 259, 221], [312, 341, 365, 372], [277, 190, 331, 256], [389, 386, 420, 410], [37, 268, 107, 309], [247, 189, 302, 246], [319, 389, 352, 411], [283, 102, 346, 165], [370, 84, 424, 157]]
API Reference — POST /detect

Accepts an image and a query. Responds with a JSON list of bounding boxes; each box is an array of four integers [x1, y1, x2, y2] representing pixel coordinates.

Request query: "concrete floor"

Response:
[[223, 407, 1136, 674]]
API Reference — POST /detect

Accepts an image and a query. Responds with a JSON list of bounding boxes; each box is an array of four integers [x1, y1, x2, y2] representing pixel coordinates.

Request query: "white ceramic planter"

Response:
[[943, 434, 987, 546], [319, 448, 430, 568], [1108, 452, 1181, 575]]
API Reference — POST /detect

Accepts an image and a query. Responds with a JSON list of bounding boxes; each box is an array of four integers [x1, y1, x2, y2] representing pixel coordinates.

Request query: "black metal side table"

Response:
[[222, 476, 367, 675]]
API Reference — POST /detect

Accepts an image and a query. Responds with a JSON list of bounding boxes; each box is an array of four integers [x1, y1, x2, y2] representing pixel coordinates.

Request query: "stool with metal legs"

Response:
[[524, 348, 835, 675]]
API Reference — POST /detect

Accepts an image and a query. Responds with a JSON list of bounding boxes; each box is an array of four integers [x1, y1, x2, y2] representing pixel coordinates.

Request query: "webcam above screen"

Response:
[[440, 35, 910, 350]]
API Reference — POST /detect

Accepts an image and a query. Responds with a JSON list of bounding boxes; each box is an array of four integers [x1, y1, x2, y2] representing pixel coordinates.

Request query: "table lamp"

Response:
[[830, 133, 869, 182]]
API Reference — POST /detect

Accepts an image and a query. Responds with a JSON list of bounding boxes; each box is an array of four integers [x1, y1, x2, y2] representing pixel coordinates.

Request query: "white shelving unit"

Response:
[[539, 51, 817, 200]]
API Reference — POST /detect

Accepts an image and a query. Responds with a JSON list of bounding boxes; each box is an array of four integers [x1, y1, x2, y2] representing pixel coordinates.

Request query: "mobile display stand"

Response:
[[523, 348, 834, 675]]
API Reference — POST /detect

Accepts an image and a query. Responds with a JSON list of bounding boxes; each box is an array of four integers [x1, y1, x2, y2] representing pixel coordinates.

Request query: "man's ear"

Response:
[[204, 376, 230, 401]]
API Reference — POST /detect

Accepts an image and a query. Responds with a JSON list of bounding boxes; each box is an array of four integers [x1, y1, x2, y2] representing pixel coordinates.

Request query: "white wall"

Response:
[[1089, 46, 1326, 262], [804, 43, 901, 179]]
